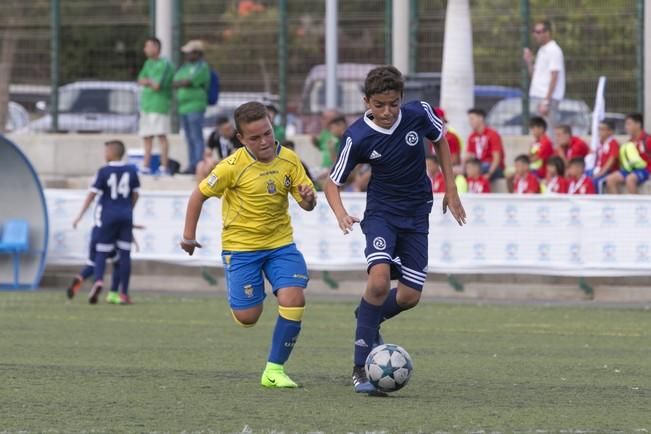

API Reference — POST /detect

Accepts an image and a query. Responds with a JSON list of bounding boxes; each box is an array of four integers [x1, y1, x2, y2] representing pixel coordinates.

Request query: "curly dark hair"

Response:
[[364, 65, 404, 98]]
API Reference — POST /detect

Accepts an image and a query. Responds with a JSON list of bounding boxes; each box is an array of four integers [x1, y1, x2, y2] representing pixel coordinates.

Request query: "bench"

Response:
[[0, 219, 30, 289]]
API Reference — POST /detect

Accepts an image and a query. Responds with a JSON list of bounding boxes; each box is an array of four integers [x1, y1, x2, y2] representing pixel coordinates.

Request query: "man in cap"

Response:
[[173, 40, 210, 173]]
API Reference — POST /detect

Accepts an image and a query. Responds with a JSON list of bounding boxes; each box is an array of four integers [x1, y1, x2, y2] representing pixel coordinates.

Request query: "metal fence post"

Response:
[[278, 0, 288, 129], [520, 0, 530, 135], [409, 0, 419, 73], [636, 0, 644, 114], [50, 0, 60, 132], [385, 0, 392, 65], [149, 0, 156, 37]]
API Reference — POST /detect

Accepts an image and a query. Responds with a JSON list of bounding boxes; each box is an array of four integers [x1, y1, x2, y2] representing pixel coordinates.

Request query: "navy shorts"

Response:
[[87, 226, 118, 266], [222, 243, 309, 310], [360, 212, 429, 291], [96, 215, 133, 254]]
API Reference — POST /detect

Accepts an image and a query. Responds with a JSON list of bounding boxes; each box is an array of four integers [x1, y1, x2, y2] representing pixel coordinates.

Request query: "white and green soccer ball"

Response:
[[365, 344, 413, 393]]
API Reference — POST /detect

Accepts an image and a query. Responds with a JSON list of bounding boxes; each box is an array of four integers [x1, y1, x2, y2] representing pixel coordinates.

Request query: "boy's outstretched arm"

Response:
[[180, 187, 208, 255], [433, 136, 467, 226], [324, 178, 360, 235], [72, 191, 97, 229]]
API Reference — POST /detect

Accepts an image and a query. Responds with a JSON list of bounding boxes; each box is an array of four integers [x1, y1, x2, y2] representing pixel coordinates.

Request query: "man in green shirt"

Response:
[[173, 40, 210, 173], [137, 37, 173, 175]]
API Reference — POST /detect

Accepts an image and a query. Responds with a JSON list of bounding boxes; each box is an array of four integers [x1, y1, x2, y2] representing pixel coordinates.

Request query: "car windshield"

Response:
[[58, 88, 137, 115]]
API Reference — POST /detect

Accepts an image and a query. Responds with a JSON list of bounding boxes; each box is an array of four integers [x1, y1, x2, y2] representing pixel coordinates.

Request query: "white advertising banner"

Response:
[[45, 189, 651, 277]]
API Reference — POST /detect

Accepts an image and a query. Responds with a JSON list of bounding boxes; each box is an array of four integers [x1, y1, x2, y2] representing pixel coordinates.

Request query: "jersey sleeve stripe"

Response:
[[330, 136, 353, 185], [421, 102, 444, 141]]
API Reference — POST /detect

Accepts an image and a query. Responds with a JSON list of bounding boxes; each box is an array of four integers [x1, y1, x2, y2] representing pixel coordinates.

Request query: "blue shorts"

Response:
[[87, 226, 118, 266], [96, 215, 133, 253], [222, 243, 309, 310], [620, 168, 649, 184], [361, 212, 429, 291]]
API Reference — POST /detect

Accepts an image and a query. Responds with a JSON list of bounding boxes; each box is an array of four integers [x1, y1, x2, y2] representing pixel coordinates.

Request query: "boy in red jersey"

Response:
[[513, 154, 541, 194], [591, 120, 619, 193], [554, 124, 589, 164], [465, 158, 490, 193], [542, 155, 568, 194], [528, 116, 554, 178], [426, 155, 446, 193], [567, 158, 595, 195], [466, 108, 504, 181]]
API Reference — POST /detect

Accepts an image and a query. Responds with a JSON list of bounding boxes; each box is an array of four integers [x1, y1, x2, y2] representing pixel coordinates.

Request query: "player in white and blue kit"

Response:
[[72, 140, 140, 304], [324, 66, 466, 394]]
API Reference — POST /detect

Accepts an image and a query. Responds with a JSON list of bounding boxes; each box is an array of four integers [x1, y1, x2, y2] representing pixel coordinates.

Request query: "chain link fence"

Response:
[[0, 0, 643, 135]]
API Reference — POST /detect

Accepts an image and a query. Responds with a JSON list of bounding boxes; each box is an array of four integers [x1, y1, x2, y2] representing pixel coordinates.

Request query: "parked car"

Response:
[[28, 81, 139, 133], [5, 101, 30, 133], [486, 97, 591, 136]]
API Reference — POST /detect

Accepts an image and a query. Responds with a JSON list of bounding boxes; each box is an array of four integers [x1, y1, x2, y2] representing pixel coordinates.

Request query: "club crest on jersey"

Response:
[[207, 173, 218, 187], [243, 284, 254, 298], [373, 236, 386, 250], [266, 179, 277, 194], [405, 130, 419, 146], [284, 174, 291, 189]]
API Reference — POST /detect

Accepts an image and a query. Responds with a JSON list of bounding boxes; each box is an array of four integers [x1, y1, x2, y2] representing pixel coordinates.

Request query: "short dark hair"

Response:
[[329, 114, 347, 126], [515, 154, 530, 165], [535, 19, 552, 33], [216, 116, 230, 126], [467, 108, 486, 118], [547, 155, 565, 176], [145, 37, 161, 50], [465, 157, 481, 167], [364, 65, 404, 98], [426, 155, 439, 164], [600, 119, 616, 131], [626, 113, 644, 126], [529, 116, 547, 130], [265, 104, 278, 114], [569, 157, 586, 168], [234, 101, 269, 133], [105, 140, 125, 158], [555, 124, 572, 136]]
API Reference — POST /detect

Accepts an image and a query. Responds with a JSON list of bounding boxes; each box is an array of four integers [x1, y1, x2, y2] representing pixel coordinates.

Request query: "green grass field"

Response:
[[1, 291, 650, 433]]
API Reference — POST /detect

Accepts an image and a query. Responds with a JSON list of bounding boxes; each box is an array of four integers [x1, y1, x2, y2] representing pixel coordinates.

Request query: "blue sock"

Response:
[[110, 260, 120, 292], [268, 315, 302, 365], [93, 252, 109, 284], [381, 287, 404, 321], [354, 298, 383, 367], [79, 265, 94, 280], [117, 249, 131, 295]]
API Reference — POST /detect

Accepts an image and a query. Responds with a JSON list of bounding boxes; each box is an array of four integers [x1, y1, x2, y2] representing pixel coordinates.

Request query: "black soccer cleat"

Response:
[[66, 276, 83, 300], [88, 282, 103, 305]]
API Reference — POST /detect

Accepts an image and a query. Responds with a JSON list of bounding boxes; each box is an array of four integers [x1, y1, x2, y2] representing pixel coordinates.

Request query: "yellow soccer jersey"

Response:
[[198, 144, 314, 251]]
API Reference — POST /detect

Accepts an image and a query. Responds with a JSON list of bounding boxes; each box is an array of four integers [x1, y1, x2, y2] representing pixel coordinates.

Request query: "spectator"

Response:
[[465, 158, 490, 193], [343, 164, 372, 193], [541, 155, 568, 194], [313, 109, 339, 170], [513, 154, 540, 194], [605, 113, 651, 194], [554, 124, 589, 165], [567, 158, 595, 195], [316, 114, 347, 187], [528, 116, 554, 179], [137, 37, 173, 175], [591, 120, 619, 194], [266, 104, 286, 143], [282, 140, 315, 184], [466, 108, 505, 181], [523, 19, 565, 134], [173, 40, 210, 174], [426, 155, 446, 193], [206, 116, 242, 160], [433, 107, 462, 167], [195, 148, 218, 183]]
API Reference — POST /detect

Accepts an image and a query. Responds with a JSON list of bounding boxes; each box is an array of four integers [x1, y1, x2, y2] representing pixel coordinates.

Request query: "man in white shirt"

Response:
[[523, 20, 565, 134]]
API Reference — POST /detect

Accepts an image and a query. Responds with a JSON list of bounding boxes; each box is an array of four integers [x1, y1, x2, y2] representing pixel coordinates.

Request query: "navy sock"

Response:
[[380, 287, 404, 321], [93, 252, 109, 284], [354, 298, 383, 367], [268, 315, 301, 364], [117, 249, 131, 295], [110, 260, 120, 292], [79, 265, 94, 280]]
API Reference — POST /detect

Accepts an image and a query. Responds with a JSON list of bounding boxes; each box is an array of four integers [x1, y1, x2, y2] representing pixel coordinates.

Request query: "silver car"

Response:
[[5, 101, 30, 133], [486, 97, 591, 136], [28, 81, 139, 133]]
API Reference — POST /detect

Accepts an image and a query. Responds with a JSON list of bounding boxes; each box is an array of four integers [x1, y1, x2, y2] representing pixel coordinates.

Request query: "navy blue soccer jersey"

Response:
[[330, 100, 444, 216], [91, 162, 140, 223]]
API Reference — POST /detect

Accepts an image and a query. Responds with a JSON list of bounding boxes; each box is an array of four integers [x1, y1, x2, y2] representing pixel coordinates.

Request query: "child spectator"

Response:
[[591, 120, 619, 194], [315, 114, 347, 188], [528, 116, 554, 178], [554, 124, 589, 165], [513, 154, 541, 194], [605, 113, 650, 194], [542, 155, 568, 194], [466, 108, 505, 181], [567, 158, 595, 194], [465, 158, 490, 193], [266, 104, 286, 143], [426, 155, 446, 193], [433, 107, 462, 167]]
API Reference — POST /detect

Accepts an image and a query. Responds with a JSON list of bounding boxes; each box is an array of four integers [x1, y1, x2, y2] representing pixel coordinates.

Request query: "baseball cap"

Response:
[[181, 40, 205, 53]]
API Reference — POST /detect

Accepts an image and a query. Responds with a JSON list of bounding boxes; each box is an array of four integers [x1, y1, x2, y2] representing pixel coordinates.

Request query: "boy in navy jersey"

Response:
[[72, 140, 140, 304], [324, 66, 466, 394]]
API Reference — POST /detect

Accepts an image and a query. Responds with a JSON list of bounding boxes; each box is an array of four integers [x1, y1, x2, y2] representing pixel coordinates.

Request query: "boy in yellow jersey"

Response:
[[180, 102, 316, 388]]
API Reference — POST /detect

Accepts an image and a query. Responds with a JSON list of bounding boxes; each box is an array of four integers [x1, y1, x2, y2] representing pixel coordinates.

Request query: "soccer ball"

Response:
[[365, 344, 413, 393]]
